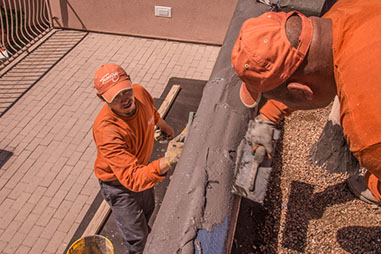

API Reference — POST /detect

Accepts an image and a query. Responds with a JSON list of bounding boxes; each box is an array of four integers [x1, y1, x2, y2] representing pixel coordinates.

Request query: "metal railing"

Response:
[[0, 0, 52, 68]]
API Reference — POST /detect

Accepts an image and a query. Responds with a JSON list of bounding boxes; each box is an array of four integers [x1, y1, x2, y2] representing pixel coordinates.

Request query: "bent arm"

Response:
[[94, 126, 166, 192], [259, 99, 295, 123]]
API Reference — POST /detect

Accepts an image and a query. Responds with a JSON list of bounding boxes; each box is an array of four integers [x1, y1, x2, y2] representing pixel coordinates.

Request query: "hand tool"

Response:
[[232, 126, 280, 204]]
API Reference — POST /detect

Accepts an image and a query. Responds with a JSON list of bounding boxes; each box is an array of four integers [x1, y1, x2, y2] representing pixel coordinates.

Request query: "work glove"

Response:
[[165, 133, 186, 167], [245, 115, 276, 159], [154, 126, 169, 142]]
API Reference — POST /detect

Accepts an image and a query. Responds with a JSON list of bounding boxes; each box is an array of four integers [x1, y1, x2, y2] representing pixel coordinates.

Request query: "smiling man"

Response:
[[92, 64, 184, 253]]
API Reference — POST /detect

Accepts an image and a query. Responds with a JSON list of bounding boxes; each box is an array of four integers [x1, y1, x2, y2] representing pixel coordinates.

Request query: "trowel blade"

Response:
[[232, 139, 273, 204]]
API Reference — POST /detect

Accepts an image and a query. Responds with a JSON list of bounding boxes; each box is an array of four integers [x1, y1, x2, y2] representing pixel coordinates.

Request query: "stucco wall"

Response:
[[49, 0, 239, 45]]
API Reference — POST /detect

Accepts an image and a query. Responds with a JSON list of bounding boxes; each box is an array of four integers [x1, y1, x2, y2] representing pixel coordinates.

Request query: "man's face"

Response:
[[108, 89, 136, 116]]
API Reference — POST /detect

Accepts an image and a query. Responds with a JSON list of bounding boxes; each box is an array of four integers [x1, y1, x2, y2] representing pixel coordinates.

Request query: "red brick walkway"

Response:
[[0, 30, 220, 254]]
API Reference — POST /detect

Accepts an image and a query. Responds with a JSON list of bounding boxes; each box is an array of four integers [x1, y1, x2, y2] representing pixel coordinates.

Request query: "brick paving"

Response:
[[0, 30, 87, 117], [0, 30, 220, 253]]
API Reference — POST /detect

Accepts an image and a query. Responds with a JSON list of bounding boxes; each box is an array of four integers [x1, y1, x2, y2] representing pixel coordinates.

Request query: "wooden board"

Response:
[[82, 200, 111, 237], [157, 85, 181, 117]]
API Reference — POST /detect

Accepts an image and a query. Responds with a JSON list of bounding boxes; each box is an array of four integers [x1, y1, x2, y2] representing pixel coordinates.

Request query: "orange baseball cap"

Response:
[[94, 64, 132, 103], [231, 11, 313, 108]]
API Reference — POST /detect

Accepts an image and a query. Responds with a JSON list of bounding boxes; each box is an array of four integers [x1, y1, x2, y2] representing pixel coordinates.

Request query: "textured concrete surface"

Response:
[[0, 29, 220, 254], [145, 1, 269, 253]]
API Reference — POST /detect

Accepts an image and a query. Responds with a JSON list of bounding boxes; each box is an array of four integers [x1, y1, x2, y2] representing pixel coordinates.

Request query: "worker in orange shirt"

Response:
[[92, 63, 184, 253], [231, 0, 381, 205]]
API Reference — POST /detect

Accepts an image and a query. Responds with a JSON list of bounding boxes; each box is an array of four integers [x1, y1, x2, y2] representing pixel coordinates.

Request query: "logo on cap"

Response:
[[99, 71, 119, 85]]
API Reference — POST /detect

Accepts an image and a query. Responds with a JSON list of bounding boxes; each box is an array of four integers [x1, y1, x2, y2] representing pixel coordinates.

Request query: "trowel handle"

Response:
[[249, 146, 266, 192]]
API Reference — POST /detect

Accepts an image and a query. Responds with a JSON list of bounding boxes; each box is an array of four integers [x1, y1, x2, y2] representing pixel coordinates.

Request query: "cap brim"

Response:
[[102, 80, 132, 103], [240, 82, 261, 108]]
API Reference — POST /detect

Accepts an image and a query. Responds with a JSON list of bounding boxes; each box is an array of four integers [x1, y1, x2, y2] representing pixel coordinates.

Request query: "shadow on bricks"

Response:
[[0, 149, 13, 168]]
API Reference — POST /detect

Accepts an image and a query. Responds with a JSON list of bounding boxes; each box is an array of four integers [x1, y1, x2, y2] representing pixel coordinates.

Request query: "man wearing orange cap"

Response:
[[232, 0, 381, 205], [92, 63, 184, 253]]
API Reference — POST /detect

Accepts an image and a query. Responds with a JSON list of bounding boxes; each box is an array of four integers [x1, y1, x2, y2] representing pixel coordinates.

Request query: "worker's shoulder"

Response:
[[132, 84, 154, 102], [324, 0, 381, 20], [93, 105, 119, 128]]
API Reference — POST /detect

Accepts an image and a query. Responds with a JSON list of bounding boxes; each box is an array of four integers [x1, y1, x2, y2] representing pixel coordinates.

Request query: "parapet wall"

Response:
[[144, 1, 269, 253], [49, 0, 238, 45]]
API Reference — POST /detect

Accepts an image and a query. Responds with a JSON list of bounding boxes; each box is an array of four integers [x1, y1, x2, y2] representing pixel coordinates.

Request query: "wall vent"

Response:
[[155, 6, 172, 18]]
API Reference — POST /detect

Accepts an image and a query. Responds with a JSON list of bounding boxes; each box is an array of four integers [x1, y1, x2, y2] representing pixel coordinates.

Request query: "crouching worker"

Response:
[[92, 63, 184, 253], [231, 0, 381, 205]]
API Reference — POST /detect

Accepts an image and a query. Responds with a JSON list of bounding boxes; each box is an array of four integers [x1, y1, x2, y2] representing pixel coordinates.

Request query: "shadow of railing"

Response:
[[0, 29, 87, 117]]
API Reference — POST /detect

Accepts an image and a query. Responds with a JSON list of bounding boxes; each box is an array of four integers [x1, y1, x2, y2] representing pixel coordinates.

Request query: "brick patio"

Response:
[[0, 30, 220, 254]]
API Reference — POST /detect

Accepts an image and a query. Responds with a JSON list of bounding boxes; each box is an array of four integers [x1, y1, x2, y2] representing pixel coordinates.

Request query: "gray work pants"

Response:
[[99, 180, 155, 254]]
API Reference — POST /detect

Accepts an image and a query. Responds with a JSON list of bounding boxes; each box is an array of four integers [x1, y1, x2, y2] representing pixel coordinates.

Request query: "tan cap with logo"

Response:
[[94, 64, 132, 103]]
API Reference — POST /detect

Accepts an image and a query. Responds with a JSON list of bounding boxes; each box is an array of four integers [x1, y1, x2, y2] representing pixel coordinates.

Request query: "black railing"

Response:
[[0, 0, 52, 69]]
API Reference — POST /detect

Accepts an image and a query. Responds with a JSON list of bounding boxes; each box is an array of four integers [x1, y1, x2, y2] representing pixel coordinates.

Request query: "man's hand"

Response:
[[154, 127, 169, 141], [245, 114, 275, 157], [164, 133, 185, 168], [161, 126, 175, 140], [155, 119, 175, 141]]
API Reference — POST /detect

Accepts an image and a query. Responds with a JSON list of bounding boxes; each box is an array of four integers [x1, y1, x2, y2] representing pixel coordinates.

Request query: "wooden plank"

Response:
[[157, 85, 181, 118], [81, 84, 181, 237], [82, 200, 111, 237]]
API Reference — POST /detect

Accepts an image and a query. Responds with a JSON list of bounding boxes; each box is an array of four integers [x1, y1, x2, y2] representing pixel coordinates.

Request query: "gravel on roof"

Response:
[[234, 103, 381, 253]]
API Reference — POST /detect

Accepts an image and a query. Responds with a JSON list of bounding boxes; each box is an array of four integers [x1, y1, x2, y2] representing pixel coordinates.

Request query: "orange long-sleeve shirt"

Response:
[[260, 0, 381, 199], [260, 99, 294, 123], [324, 0, 381, 199], [92, 84, 164, 192]]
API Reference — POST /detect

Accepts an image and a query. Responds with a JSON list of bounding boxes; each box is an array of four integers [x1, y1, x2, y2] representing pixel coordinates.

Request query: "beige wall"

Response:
[[49, 0, 238, 45]]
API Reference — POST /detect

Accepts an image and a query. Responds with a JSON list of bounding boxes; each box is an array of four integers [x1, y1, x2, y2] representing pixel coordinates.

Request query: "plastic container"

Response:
[[67, 235, 114, 254]]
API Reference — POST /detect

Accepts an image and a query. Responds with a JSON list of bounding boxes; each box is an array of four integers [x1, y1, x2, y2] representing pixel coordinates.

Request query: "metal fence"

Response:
[[0, 0, 52, 68]]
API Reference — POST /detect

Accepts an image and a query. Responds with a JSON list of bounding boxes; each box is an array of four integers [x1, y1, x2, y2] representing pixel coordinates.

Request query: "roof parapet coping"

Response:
[[144, 1, 270, 253]]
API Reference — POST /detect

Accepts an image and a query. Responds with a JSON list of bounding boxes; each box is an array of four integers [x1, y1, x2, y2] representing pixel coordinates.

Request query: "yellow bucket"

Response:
[[67, 235, 114, 254]]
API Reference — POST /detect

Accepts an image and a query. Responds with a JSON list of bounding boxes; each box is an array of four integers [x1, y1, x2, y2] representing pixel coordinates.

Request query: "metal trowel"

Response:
[[232, 129, 280, 204]]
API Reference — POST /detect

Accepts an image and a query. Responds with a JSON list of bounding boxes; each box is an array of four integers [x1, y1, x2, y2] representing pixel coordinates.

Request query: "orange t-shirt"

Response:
[[92, 84, 164, 192], [324, 0, 381, 180]]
